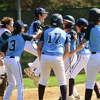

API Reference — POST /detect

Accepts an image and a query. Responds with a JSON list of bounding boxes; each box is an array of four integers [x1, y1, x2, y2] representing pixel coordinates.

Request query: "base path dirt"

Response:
[[10, 83, 99, 100]]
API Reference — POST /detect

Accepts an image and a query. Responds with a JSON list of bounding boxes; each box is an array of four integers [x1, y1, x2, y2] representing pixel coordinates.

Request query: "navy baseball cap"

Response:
[[75, 18, 88, 27], [37, 8, 48, 14], [35, 8, 48, 17]]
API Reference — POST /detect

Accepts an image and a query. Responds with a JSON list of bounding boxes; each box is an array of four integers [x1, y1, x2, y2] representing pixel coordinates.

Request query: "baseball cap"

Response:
[[75, 18, 88, 27], [38, 8, 48, 14]]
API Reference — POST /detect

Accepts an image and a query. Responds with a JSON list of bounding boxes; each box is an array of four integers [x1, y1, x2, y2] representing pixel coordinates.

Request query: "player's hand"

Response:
[[38, 29, 43, 35], [0, 52, 5, 59], [0, 60, 3, 66]]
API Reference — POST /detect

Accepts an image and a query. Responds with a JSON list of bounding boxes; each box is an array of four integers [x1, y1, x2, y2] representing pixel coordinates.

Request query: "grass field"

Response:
[[23, 73, 100, 88]]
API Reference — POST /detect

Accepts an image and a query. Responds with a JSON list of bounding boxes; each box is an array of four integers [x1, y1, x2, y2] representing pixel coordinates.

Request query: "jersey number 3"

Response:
[[9, 40, 16, 51]]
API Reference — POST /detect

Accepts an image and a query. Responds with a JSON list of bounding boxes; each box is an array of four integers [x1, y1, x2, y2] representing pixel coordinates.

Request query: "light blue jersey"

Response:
[[77, 32, 90, 54], [6, 34, 33, 57], [28, 20, 41, 35], [67, 30, 77, 53], [40, 27, 70, 56], [90, 25, 100, 52]]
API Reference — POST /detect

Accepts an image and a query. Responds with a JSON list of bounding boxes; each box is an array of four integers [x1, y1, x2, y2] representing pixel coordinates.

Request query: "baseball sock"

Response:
[[38, 84, 46, 100], [60, 85, 67, 100], [94, 83, 100, 98], [69, 78, 74, 96], [85, 88, 93, 100]]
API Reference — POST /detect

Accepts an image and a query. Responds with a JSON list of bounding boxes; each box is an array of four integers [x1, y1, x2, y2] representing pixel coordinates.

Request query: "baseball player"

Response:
[[0, 17, 14, 100], [58, 15, 78, 100], [3, 20, 36, 100], [24, 8, 48, 84], [68, 18, 90, 100], [84, 8, 100, 100], [68, 8, 100, 100], [37, 13, 71, 100]]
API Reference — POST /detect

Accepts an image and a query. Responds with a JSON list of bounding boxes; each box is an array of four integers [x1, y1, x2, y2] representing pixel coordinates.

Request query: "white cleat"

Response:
[[28, 62, 33, 67], [74, 95, 80, 100], [68, 95, 75, 100]]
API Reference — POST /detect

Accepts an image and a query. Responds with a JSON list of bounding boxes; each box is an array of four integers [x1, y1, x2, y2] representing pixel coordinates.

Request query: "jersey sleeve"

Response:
[[84, 24, 95, 41], [22, 34, 34, 41], [65, 34, 71, 46], [1, 31, 12, 40], [69, 30, 77, 40], [38, 32, 44, 43], [33, 22, 41, 34], [1, 42, 8, 53]]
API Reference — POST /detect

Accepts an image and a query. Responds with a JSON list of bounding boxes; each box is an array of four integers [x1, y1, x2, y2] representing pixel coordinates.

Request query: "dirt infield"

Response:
[[10, 83, 99, 100]]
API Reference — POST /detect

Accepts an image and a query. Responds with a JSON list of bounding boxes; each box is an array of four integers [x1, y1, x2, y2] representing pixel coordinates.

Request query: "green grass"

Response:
[[23, 74, 100, 88]]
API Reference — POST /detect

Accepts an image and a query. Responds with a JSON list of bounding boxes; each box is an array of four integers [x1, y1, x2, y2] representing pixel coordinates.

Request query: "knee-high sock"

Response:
[[38, 84, 46, 100], [60, 85, 67, 100], [85, 89, 93, 100], [69, 78, 74, 96], [94, 83, 100, 98]]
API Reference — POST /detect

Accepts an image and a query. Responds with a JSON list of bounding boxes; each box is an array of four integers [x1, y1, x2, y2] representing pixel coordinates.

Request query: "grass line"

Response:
[[23, 74, 100, 89]]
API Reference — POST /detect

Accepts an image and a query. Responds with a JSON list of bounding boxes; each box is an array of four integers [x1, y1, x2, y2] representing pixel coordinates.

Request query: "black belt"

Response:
[[10, 56, 15, 58], [91, 52, 96, 54]]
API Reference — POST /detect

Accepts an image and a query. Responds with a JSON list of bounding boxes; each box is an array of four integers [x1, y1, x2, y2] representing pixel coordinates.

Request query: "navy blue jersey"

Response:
[[39, 27, 71, 56], [6, 34, 34, 57]]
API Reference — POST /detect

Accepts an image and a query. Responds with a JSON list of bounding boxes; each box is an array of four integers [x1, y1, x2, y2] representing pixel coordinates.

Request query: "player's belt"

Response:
[[91, 52, 100, 54], [10, 56, 15, 58], [91, 52, 96, 54]]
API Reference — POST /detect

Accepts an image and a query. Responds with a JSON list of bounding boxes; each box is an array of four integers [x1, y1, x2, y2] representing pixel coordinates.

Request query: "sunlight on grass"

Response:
[[23, 74, 100, 88]]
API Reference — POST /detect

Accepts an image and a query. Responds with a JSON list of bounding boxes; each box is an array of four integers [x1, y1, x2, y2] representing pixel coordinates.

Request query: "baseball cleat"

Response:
[[74, 95, 80, 100], [28, 62, 33, 68], [58, 96, 62, 100], [68, 95, 75, 100]]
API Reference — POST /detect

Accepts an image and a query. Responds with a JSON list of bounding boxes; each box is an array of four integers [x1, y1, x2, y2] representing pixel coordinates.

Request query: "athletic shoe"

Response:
[[68, 95, 75, 100], [74, 95, 80, 100], [28, 62, 33, 68], [58, 96, 62, 100]]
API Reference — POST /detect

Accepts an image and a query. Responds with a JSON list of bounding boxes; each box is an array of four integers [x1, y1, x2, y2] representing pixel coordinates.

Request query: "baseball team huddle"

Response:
[[0, 7, 100, 100]]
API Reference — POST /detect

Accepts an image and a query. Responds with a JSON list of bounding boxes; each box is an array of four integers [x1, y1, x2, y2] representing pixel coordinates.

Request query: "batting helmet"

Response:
[[50, 13, 63, 28], [76, 18, 88, 27], [34, 8, 48, 18], [13, 20, 27, 34], [63, 15, 75, 25], [88, 8, 100, 22]]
